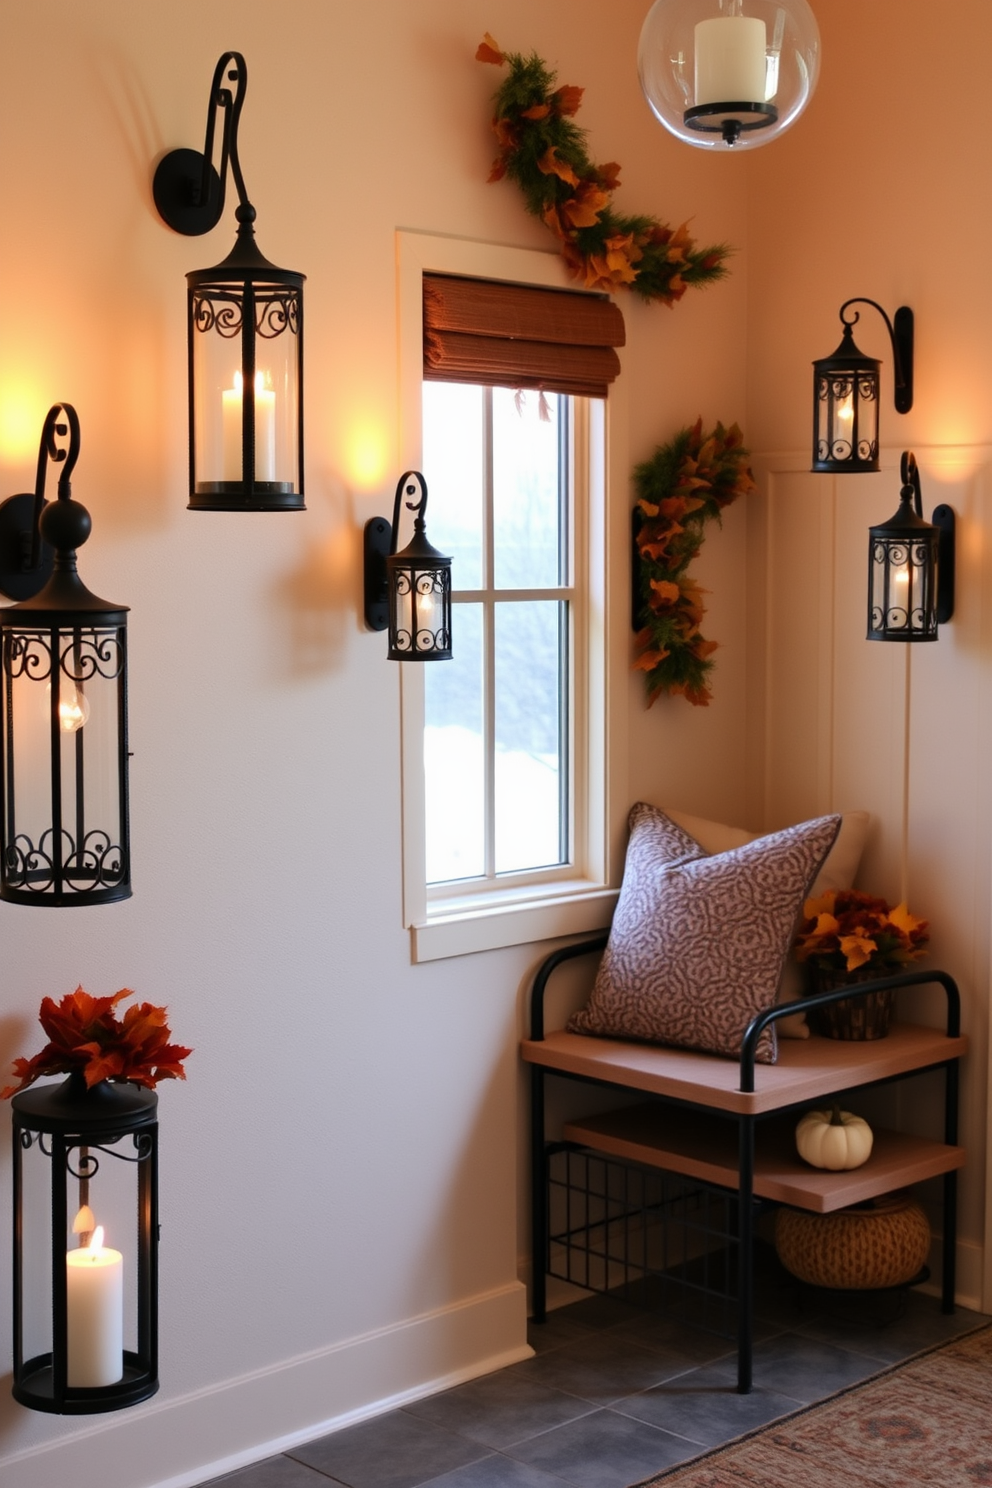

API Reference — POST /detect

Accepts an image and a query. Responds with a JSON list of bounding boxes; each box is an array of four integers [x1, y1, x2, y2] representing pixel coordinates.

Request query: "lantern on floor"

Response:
[[868, 451, 955, 642], [0, 404, 130, 904], [364, 471, 452, 660], [813, 299, 914, 474], [11, 1075, 158, 1413], [638, 0, 820, 150], [152, 52, 305, 511]]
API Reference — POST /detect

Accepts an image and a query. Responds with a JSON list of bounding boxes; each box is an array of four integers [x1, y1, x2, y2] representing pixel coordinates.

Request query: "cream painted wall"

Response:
[[0, 3, 749, 1484], [745, 0, 992, 1307]]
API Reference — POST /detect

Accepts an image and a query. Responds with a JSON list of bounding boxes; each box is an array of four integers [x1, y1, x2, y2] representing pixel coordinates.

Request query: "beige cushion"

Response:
[[567, 804, 841, 1064], [665, 808, 871, 1037]]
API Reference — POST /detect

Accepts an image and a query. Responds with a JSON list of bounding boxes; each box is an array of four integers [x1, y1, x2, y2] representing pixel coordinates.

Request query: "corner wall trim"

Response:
[[0, 1281, 531, 1488]]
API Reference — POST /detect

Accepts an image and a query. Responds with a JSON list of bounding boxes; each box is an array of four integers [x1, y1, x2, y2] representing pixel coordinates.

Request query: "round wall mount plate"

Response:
[[152, 148, 223, 237]]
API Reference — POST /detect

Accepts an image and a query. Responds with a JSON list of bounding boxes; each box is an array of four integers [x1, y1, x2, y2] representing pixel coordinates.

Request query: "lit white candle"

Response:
[[66, 1225, 123, 1388], [695, 15, 767, 105], [222, 370, 277, 483]]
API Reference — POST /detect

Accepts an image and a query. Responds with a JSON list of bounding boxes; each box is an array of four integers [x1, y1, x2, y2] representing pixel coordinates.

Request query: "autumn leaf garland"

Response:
[[477, 34, 729, 304], [633, 420, 754, 707]]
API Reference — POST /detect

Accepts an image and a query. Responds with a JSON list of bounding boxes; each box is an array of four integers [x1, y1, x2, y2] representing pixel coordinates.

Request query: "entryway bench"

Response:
[[522, 936, 967, 1392]]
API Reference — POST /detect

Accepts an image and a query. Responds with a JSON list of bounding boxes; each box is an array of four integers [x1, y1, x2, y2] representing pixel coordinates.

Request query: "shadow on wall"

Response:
[[268, 470, 357, 680]]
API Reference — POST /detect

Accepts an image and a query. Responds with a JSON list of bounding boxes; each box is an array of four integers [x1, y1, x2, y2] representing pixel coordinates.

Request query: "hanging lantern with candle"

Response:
[[364, 471, 452, 660], [0, 404, 130, 905], [638, 0, 820, 151], [5, 986, 190, 1414], [813, 299, 914, 475], [152, 52, 305, 511], [868, 451, 955, 642]]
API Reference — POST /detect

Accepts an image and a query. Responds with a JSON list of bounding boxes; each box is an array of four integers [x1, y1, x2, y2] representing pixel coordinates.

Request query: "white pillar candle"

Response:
[[66, 1226, 123, 1388], [222, 371, 277, 483], [695, 15, 767, 105]]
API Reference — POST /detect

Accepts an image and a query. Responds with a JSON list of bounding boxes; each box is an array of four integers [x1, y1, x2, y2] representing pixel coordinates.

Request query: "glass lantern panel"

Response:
[[2, 624, 127, 899], [191, 278, 301, 497]]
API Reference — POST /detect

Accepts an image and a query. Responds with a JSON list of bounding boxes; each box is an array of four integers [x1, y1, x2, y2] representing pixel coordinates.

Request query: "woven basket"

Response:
[[775, 1191, 930, 1290], [808, 964, 895, 1040]]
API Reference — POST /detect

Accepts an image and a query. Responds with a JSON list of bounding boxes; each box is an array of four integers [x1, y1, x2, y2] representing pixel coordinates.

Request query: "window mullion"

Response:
[[483, 387, 496, 883]]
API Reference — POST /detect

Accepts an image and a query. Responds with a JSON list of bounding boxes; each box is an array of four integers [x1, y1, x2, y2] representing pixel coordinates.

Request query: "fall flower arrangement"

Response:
[[633, 420, 754, 706], [794, 890, 929, 976], [0, 986, 192, 1099], [476, 35, 729, 305]]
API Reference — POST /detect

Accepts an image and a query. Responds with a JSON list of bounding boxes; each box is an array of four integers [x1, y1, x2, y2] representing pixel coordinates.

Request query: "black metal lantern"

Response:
[[0, 405, 130, 905], [364, 472, 452, 660], [868, 452, 955, 642], [153, 53, 305, 512], [813, 299, 914, 474], [12, 1075, 158, 1413]]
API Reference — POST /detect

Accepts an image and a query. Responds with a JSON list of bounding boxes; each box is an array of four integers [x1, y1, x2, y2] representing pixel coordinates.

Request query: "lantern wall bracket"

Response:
[[152, 52, 251, 238], [839, 298, 914, 414], [363, 471, 431, 633]]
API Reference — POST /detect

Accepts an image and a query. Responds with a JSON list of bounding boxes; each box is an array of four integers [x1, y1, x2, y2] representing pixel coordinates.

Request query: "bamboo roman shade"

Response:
[[423, 274, 625, 398]]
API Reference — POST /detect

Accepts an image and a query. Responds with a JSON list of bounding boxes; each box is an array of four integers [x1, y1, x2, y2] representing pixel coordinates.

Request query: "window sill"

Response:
[[411, 881, 618, 962]]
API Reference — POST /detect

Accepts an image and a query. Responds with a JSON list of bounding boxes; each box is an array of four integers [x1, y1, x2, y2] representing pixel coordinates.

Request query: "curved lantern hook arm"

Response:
[[900, 449, 923, 515], [389, 469, 429, 554], [196, 52, 252, 220], [839, 297, 912, 405], [27, 403, 80, 570]]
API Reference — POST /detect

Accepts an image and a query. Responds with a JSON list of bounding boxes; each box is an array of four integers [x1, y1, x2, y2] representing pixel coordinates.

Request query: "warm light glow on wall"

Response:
[[0, 383, 47, 462], [345, 421, 391, 491]]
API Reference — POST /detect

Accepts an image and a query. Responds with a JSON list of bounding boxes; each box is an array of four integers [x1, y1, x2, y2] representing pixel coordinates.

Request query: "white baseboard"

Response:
[[0, 1281, 532, 1488]]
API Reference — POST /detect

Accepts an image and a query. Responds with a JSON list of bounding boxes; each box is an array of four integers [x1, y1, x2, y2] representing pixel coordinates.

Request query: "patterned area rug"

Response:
[[639, 1324, 992, 1487]]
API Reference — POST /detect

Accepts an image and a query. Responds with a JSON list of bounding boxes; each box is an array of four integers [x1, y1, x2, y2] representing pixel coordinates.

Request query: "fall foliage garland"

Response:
[[633, 420, 754, 707], [477, 35, 729, 304]]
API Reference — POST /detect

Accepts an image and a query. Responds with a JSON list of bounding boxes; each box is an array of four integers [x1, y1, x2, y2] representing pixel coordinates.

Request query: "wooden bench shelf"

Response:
[[525, 940, 966, 1394], [562, 1102, 965, 1215]]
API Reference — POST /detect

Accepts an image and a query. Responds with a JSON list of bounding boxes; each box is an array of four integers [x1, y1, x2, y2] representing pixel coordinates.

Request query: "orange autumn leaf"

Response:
[[633, 648, 670, 672], [536, 147, 580, 186], [840, 933, 878, 971], [488, 158, 507, 183], [595, 161, 622, 191], [561, 181, 610, 229], [521, 103, 551, 120], [888, 902, 927, 939], [494, 116, 519, 150], [476, 34, 505, 65], [553, 84, 584, 116], [649, 578, 681, 606]]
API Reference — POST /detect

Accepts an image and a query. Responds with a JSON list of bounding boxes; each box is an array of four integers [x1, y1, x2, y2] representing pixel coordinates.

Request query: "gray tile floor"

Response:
[[206, 1249, 988, 1488]]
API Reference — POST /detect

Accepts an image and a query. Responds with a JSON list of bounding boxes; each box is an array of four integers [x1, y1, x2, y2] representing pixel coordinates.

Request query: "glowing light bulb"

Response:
[[44, 680, 90, 732]]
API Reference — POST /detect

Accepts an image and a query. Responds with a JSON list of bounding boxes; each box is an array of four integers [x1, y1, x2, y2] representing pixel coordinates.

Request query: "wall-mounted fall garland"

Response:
[[477, 35, 729, 304], [633, 421, 754, 707]]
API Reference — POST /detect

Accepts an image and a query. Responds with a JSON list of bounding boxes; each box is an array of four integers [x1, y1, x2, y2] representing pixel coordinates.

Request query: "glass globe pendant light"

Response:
[[638, 0, 820, 150]]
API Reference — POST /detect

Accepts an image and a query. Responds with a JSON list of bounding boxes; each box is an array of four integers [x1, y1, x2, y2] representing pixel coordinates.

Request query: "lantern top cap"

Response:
[[813, 321, 878, 372], [11, 1072, 157, 1133]]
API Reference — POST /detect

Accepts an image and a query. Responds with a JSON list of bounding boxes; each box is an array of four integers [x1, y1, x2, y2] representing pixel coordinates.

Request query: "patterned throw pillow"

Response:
[[567, 804, 841, 1063]]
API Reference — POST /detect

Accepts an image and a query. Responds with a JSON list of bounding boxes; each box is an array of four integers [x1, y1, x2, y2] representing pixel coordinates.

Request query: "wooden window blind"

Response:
[[423, 274, 625, 398]]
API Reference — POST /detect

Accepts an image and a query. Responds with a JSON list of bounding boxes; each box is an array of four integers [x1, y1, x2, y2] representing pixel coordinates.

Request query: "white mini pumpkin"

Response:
[[795, 1106, 873, 1170]]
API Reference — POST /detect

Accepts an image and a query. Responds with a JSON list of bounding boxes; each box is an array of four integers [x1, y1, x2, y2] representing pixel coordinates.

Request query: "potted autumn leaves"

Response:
[[794, 890, 930, 1040]]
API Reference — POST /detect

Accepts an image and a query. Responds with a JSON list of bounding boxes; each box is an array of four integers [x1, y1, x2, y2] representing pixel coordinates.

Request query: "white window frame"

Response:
[[396, 231, 629, 962]]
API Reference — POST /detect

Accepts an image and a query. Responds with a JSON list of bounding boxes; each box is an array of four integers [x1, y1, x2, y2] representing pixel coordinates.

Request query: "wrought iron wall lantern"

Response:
[[364, 472, 452, 660], [0, 405, 130, 905], [638, 0, 820, 150], [12, 1075, 158, 1413], [813, 299, 914, 474], [153, 52, 305, 512], [868, 451, 955, 642]]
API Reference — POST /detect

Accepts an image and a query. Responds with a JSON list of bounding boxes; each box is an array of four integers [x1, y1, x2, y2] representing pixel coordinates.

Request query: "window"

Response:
[[396, 234, 629, 961]]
